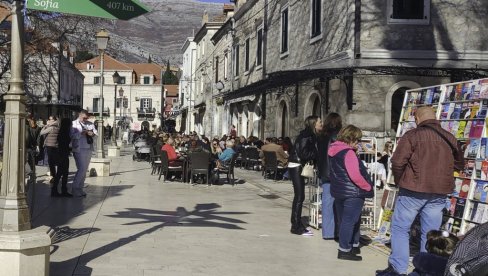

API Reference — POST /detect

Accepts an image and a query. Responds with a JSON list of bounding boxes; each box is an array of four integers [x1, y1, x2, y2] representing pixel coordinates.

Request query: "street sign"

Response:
[[26, 0, 151, 20]]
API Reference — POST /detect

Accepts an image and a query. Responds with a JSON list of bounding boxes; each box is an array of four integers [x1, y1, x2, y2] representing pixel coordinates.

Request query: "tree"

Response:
[[74, 50, 95, 63], [162, 60, 178, 85]]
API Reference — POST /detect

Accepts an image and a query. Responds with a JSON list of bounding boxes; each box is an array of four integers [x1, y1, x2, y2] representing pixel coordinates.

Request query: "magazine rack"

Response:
[[383, 78, 488, 235]]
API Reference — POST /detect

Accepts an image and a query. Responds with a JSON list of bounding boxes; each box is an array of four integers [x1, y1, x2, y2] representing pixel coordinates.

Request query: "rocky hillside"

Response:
[[104, 0, 224, 65]]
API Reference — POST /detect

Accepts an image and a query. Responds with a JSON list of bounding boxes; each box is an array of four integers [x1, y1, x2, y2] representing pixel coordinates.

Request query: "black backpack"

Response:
[[445, 222, 488, 276]]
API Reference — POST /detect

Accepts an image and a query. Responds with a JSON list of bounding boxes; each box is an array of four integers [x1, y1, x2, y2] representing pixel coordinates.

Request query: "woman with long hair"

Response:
[[52, 118, 73, 197], [288, 115, 322, 236], [317, 112, 342, 240]]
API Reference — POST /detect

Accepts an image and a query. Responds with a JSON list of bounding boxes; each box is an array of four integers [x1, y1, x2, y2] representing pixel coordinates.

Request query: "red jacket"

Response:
[[391, 119, 464, 194], [161, 144, 178, 161]]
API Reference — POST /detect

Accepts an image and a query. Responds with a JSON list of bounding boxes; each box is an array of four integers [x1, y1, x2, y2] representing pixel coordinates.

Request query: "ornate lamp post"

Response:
[[0, 1, 51, 275], [112, 71, 120, 146], [95, 29, 109, 158]]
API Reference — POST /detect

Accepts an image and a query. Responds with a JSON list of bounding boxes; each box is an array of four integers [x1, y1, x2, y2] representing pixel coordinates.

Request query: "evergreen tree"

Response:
[[162, 60, 178, 85]]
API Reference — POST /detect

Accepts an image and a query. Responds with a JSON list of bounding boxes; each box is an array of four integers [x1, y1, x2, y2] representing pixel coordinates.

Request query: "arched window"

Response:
[[391, 87, 408, 131], [281, 102, 288, 137], [312, 96, 321, 117]]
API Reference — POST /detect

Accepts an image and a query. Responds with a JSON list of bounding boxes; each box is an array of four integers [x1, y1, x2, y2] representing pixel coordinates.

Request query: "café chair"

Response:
[[262, 151, 285, 180], [215, 153, 238, 186], [188, 151, 211, 185], [159, 151, 184, 182]]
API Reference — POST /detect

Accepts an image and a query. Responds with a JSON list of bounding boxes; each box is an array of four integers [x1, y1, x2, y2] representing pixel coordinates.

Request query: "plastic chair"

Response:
[[262, 151, 285, 180], [159, 151, 184, 182], [188, 151, 210, 184]]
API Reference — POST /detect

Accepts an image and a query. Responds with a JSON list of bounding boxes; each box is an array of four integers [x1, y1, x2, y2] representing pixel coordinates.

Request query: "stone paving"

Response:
[[29, 148, 389, 276]]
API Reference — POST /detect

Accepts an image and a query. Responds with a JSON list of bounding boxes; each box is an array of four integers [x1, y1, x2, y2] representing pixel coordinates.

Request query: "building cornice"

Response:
[[181, 37, 195, 53], [234, 0, 259, 21], [361, 49, 488, 61]]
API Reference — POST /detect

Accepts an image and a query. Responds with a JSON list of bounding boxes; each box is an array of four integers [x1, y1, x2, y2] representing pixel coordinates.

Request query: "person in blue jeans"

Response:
[[317, 112, 342, 239], [329, 125, 374, 261], [376, 107, 464, 275]]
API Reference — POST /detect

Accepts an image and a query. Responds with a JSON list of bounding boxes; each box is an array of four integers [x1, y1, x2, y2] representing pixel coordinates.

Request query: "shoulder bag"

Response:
[[301, 162, 315, 178]]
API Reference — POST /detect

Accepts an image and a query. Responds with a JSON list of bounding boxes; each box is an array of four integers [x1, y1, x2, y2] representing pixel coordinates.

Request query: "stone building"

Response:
[[186, 0, 488, 142], [76, 55, 179, 132]]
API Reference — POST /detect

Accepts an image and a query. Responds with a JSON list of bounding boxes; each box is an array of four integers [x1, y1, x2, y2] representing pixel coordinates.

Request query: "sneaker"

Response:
[[337, 250, 362, 261], [376, 264, 397, 276], [301, 229, 314, 236], [351, 246, 361, 255]]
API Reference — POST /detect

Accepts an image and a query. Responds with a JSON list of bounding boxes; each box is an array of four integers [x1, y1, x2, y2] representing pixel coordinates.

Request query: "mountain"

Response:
[[103, 0, 225, 65]]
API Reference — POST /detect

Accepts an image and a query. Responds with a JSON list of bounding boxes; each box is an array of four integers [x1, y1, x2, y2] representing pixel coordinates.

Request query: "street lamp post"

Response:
[[0, 1, 51, 275], [112, 71, 120, 146], [95, 29, 109, 159], [118, 87, 124, 138]]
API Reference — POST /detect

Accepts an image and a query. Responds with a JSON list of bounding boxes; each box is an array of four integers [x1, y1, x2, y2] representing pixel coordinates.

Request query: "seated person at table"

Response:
[[260, 137, 289, 167], [217, 140, 235, 168], [161, 137, 184, 170]]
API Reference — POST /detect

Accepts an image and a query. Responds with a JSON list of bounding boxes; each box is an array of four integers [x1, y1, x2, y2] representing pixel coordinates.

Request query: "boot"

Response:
[[337, 250, 362, 261]]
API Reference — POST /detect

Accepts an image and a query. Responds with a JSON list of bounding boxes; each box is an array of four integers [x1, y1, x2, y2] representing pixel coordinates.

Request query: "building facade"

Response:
[[187, 0, 488, 144], [76, 55, 179, 133], [179, 38, 197, 134]]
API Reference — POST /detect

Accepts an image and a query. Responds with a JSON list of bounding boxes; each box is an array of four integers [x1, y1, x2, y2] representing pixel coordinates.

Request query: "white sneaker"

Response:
[[301, 229, 314, 236]]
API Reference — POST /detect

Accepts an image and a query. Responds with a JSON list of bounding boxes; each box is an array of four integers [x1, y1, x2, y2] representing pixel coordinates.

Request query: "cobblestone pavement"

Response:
[[30, 148, 389, 276]]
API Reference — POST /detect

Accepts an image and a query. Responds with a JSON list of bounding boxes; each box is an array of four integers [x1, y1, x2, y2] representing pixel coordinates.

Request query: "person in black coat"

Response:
[[288, 115, 322, 236], [317, 112, 342, 240], [52, 118, 73, 197]]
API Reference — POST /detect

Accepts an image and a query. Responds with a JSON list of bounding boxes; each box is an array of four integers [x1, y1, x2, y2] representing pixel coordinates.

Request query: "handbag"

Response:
[[301, 162, 315, 178]]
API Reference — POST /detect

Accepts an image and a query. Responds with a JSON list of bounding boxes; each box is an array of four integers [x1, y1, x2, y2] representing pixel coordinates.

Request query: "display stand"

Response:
[[307, 137, 380, 231], [308, 174, 321, 229], [380, 78, 488, 236]]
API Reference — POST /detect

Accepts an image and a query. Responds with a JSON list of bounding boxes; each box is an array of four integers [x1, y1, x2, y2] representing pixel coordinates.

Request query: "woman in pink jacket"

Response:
[[328, 125, 373, 261]]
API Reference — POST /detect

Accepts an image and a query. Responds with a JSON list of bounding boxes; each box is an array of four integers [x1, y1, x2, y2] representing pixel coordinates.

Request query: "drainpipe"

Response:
[[354, 0, 361, 59], [260, 0, 268, 140]]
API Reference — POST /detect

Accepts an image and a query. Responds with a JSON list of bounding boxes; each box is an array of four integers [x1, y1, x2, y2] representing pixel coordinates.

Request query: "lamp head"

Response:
[[118, 87, 124, 97], [112, 71, 120, 84], [95, 29, 110, 51]]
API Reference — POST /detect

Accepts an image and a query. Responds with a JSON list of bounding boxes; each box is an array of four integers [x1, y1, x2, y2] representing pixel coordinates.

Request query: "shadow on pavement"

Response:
[[50, 203, 250, 275]]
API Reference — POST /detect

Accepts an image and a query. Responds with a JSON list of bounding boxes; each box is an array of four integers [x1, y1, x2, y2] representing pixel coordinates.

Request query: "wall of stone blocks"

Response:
[[266, 0, 355, 73], [361, 0, 488, 52]]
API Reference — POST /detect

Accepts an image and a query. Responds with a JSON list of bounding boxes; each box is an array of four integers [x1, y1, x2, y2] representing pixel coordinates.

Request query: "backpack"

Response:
[[445, 222, 488, 276]]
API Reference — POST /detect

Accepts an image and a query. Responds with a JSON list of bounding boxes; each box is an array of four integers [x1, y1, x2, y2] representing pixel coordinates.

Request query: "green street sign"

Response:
[[26, 0, 151, 20]]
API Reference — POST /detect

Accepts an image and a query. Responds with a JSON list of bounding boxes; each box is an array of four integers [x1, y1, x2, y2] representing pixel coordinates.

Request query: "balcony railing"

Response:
[[136, 108, 156, 121], [86, 107, 111, 117]]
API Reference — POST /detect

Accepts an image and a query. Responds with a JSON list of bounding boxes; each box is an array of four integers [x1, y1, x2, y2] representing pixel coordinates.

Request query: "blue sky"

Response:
[[198, 0, 231, 3]]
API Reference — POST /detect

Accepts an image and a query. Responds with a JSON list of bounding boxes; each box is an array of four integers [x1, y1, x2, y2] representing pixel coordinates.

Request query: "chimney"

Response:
[[202, 10, 208, 25], [86, 63, 91, 70]]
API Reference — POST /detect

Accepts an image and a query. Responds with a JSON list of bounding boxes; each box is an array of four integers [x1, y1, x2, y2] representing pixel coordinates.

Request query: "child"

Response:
[[409, 230, 459, 276]]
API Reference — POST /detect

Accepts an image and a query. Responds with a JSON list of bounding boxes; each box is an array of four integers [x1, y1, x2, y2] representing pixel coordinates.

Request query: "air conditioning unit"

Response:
[[135, 97, 140, 101]]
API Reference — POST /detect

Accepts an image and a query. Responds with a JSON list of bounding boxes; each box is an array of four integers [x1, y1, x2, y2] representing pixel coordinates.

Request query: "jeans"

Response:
[[389, 188, 445, 274], [321, 181, 336, 239], [289, 166, 306, 231], [335, 197, 364, 251], [73, 149, 93, 195]]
